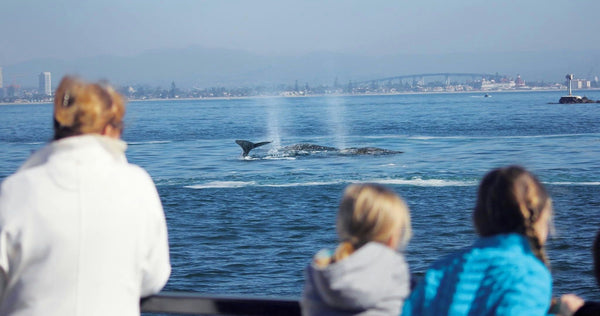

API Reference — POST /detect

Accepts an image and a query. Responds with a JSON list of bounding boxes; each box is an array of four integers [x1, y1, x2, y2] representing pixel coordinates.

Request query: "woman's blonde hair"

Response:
[[333, 183, 411, 261], [53, 76, 125, 140], [473, 165, 552, 266]]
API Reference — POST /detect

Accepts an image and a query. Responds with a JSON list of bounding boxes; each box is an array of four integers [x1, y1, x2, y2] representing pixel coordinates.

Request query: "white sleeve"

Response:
[[138, 171, 171, 298], [0, 230, 9, 300], [0, 182, 14, 301]]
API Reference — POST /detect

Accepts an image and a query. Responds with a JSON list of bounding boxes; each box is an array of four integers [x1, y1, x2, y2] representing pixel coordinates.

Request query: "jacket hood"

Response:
[[303, 242, 410, 315], [17, 135, 128, 190], [19, 135, 127, 171]]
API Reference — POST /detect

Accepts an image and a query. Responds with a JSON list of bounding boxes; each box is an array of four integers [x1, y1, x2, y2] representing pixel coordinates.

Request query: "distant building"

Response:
[[571, 79, 591, 89], [481, 78, 515, 90], [515, 75, 526, 88], [39, 72, 52, 95], [0, 67, 3, 89], [6, 85, 19, 98]]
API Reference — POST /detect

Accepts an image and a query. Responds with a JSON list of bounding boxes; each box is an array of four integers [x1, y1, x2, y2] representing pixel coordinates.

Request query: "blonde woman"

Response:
[[403, 165, 553, 315], [0, 76, 170, 315], [302, 184, 412, 316]]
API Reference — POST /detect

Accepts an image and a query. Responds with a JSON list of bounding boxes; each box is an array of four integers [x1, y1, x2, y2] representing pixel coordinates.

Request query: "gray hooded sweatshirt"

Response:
[[301, 242, 410, 316]]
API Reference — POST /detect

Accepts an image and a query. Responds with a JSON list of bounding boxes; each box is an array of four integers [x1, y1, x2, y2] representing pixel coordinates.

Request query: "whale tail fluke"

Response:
[[235, 140, 272, 157]]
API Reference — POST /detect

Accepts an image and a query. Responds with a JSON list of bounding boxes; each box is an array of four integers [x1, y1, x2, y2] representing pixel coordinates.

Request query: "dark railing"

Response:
[[140, 289, 558, 315], [141, 292, 301, 316]]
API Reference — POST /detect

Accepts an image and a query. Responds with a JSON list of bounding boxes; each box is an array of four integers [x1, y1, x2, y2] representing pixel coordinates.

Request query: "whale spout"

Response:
[[235, 140, 272, 157]]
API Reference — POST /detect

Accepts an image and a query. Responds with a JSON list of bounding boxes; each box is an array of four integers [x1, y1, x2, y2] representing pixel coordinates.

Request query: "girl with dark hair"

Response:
[[403, 165, 553, 315]]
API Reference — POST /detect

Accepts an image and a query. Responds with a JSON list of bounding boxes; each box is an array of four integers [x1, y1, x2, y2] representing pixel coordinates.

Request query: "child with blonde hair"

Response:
[[301, 183, 412, 316]]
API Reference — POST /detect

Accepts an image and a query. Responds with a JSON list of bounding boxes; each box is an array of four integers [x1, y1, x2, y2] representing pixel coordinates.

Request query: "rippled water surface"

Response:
[[1, 91, 599, 300]]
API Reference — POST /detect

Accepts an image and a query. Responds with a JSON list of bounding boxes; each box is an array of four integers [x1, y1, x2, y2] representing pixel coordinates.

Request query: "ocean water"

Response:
[[1, 91, 600, 302]]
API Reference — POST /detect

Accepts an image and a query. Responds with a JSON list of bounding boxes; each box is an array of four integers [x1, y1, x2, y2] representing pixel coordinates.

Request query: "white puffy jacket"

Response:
[[0, 135, 171, 316]]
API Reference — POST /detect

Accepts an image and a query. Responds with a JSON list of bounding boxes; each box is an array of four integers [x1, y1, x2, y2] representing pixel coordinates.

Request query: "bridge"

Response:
[[354, 72, 502, 86]]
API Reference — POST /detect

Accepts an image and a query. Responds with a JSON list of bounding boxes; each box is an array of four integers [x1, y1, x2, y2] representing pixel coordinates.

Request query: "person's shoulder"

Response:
[[491, 240, 549, 274], [482, 241, 549, 279], [0, 164, 45, 192], [118, 164, 158, 190], [482, 248, 550, 293], [111, 161, 152, 180], [121, 162, 151, 177], [428, 245, 471, 270]]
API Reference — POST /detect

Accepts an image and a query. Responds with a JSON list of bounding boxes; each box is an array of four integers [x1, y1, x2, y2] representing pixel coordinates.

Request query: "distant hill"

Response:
[[3, 47, 599, 89]]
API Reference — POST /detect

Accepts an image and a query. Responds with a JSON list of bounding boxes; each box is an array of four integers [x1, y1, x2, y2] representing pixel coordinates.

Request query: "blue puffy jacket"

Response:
[[402, 233, 552, 316]]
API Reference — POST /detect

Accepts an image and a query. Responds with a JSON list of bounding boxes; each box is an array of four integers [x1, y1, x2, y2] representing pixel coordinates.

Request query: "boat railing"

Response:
[[142, 278, 418, 315], [140, 285, 559, 315], [141, 291, 301, 316]]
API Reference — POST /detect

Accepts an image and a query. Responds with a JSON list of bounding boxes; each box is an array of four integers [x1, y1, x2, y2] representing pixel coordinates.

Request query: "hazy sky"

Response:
[[2, 0, 599, 66]]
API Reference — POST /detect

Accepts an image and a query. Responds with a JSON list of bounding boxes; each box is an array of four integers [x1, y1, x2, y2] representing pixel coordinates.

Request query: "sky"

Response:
[[2, 0, 600, 66]]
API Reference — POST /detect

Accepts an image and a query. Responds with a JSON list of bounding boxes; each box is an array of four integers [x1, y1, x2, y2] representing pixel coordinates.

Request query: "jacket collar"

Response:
[[18, 134, 127, 172], [473, 233, 532, 254]]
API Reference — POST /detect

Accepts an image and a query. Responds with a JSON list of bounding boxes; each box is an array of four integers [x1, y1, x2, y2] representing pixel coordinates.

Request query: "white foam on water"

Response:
[[363, 133, 600, 141], [184, 178, 479, 189], [185, 181, 257, 189], [375, 178, 477, 187], [546, 181, 600, 186], [261, 181, 343, 187], [263, 155, 296, 161]]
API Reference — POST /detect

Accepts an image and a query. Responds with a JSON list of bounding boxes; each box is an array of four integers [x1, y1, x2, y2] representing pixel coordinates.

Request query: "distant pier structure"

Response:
[[355, 73, 497, 87], [559, 74, 582, 103], [350, 72, 501, 93], [559, 73, 598, 104]]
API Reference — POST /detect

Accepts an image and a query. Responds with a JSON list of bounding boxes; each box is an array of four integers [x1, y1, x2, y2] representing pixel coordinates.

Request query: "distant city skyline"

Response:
[[1, 48, 598, 90], [3, 67, 598, 105]]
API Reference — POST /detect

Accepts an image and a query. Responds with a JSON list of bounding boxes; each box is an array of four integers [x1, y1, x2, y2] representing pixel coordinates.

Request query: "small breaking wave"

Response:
[[261, 181, 341, 187], [262, 156, 297, 160], [375, 178, 477, 187], [546, 181, 600, 186], [185, 181, 257, 189], [185, 180, 340, 189], [239, 156, 297, 161], [184, 177, 478, 189], [362, 133, 600, 141]]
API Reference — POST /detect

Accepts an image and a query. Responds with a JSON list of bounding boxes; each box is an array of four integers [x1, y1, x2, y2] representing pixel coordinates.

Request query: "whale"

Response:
[[235, 140, 402, 157], [235, 140, 272, 157], [339, 147, 403, 155]]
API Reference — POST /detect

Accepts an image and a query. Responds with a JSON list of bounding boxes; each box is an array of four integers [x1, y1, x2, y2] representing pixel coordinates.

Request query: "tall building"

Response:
[[39, 72, 51, 96]]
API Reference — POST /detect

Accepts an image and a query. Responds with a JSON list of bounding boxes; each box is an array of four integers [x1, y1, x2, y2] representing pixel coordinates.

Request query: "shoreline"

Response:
[[2, 87, 600, 106]]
